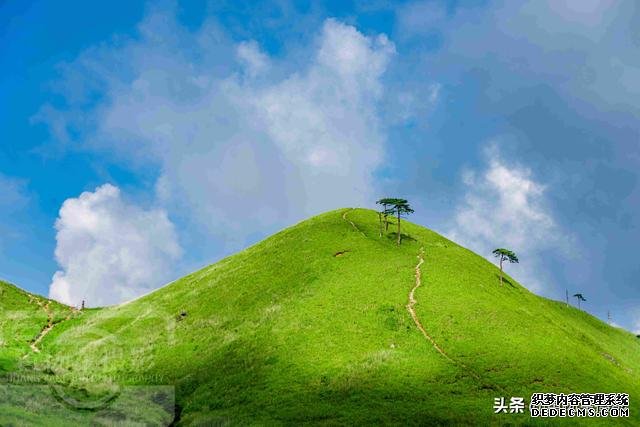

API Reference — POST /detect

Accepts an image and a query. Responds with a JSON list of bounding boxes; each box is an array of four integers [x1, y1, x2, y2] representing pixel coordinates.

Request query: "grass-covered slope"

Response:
[[3, 208, 640, 425], [0, 280, 71, 372]]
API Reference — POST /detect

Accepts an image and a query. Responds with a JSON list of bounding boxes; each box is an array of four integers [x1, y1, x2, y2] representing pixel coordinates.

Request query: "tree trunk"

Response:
[[385, 214, 389, 231], [565, 289, 569, 307], [499, 256, 504, 286], [378, 212, 383, 237], [396, 208, 401, 246]]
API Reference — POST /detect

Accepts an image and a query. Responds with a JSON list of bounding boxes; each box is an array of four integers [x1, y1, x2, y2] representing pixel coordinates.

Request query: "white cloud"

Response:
[[236, 40, 269, 77], [254, 19, 395, 213], [316, 19, 394, 92], [49, 184, 181, 307], [46, 14, 397, 253], [447, 143, 572, 292]]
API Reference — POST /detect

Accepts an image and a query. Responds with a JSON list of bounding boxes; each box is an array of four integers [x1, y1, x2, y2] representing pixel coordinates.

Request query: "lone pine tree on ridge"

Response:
[[573, 293, 587, 310], [375, 199, 394, 237], [492, 248, 519, 286], [376, 198, 414, 246]]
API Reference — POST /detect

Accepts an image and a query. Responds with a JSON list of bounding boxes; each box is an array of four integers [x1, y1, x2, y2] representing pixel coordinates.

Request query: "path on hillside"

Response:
[[406, 248, 459, 364], [343, 211, 463, 367], [407, 248, 486, 383], [342, 209, 367, 237], [342, 210, 502, 391], [26, 294, 78, 355]]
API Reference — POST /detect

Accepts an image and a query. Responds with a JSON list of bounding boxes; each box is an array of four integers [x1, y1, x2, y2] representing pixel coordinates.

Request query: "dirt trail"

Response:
[[406, 248, 483, 382], [341, 210, 502, 390], [341, 211, 457, 365], [406, 248, 458, 364], [30, 299, 53, 353], [26, 294, 78, 354], [342, 209, 366, 237]]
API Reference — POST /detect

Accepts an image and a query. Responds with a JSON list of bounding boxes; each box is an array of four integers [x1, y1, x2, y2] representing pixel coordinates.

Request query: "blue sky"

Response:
[[1, 0, 639, 332]]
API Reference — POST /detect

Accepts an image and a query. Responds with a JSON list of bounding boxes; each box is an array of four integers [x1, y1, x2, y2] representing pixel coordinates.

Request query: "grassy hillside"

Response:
[[2, 208, 639, 425], [0, 280, 71, 372]]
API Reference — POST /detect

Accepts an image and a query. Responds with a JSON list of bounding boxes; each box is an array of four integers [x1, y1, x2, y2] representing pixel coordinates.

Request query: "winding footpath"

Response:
[[26, 294, 78, 355], [406, 248, 505, 390], [342, 209, 367, 237], [341, 211, 451, 362], [30, 298, 53, 353], [406, 247, 458, 364], [341, 209, 501, 389]]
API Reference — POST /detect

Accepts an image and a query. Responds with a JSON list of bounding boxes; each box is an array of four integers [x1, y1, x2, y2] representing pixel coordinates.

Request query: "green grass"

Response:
[[0, 280, 71, 372], [1, 208, 639, 425]]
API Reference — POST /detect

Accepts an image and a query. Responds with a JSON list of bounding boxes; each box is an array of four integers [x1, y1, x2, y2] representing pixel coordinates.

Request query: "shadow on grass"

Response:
[[494, 274, 516, 288], [175, 355, 478, 425], [385, 232, 417, 244], [144, 331, 485, 425]]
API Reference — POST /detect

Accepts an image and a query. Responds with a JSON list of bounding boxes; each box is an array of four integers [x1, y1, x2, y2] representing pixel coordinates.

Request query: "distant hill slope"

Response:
[[2, 208, 639, 425]]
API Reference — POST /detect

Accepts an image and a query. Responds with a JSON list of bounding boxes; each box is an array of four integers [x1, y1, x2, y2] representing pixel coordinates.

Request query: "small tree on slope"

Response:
[[492, 248, 519, 286], [573, 293, 586, 310], [377, 198, 414, 246], [375, 199, 394, 237]]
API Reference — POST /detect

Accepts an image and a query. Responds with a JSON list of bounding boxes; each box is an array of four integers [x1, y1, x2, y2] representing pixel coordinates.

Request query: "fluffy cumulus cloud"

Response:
[[256, 19, 394, 213], [447, 143, 572, 292], [47, 12, 396, 254], [49, 184, 181, 307], [236, 40, 269, 77]]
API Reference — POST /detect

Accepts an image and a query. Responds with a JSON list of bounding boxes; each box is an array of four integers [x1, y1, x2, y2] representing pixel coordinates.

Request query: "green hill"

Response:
[[1, 208, 639, 425], [0, 280, 72, 372]]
